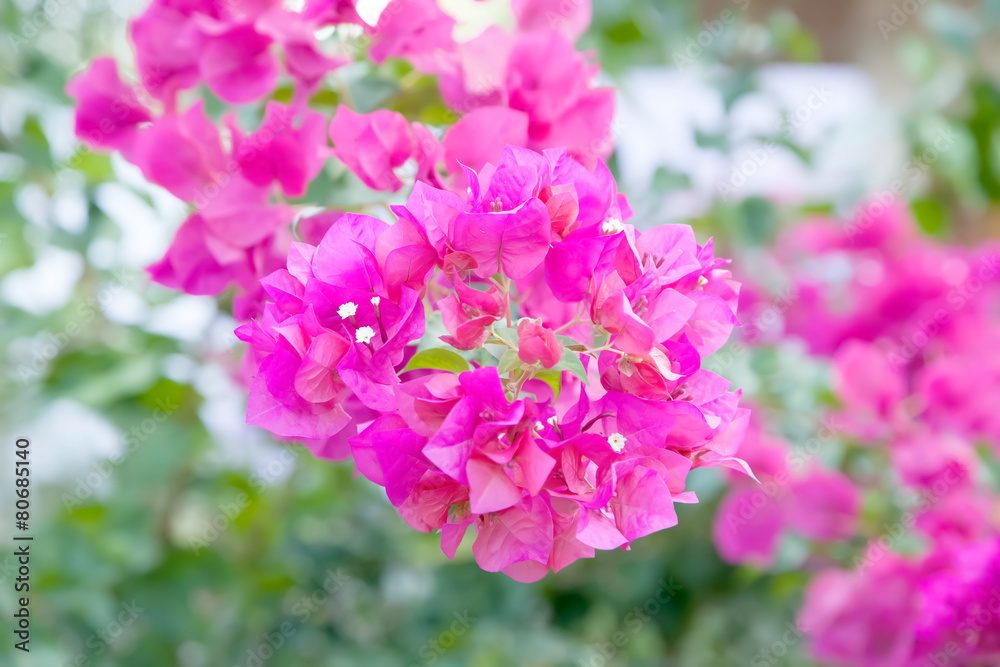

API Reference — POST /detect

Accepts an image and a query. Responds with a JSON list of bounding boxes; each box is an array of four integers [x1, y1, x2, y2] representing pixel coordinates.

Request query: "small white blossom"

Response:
[[534, 421, 544, 433], [601, 217, 624, 235], [608, 433, 627, 452], [370, 296, 381, 306], [338, 302, 358, 318], [355, 326, 376, 344], [697, 275, 709, 287]]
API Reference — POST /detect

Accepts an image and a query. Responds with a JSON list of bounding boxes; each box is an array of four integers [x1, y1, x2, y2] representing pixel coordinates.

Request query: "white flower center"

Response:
[[355, 326, 376, 344], [601, 217, 624, 235], [370, 296, 381, 306], [608, 432, 627, 452], [338, 302, 358, 318]]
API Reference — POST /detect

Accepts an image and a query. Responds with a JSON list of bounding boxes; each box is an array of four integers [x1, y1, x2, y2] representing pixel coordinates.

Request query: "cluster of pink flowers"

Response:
[[67, 0, 750, 579], [237, 146, 748, 580], [723, 199, 1000, 665], [801, 536, 1000, 667], [712, 411, 860, 568], [66, 0, 613, 318]]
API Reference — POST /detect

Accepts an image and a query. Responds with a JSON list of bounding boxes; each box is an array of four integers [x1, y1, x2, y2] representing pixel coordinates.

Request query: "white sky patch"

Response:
[[95, 182, 173, 268], [101, 287, 148, 326], [1, 246, 84, 315], [0, 153, 26, 181], [144, 295, 217, 342], [51, 185, 88, 234], [356, 0, 391, 25], [616, 64, 888, 221], [441, 0, 512, 41], [18, 399, 121, 484], [15, 182, 49, 228]]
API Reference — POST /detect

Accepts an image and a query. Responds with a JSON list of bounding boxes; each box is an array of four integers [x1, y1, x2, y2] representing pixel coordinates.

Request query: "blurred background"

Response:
[[2, 0, 999, 665]]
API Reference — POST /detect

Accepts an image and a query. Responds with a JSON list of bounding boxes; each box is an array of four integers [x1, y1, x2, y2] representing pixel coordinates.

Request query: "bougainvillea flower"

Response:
[[439, 278, 504, 350], [435, 26, 615, 167], [229, 101, 327, 197], [197, 22, 280, 104], [830, 340, 905, 440], [257, 9, 348, 91], [301, 0, 364, 25], [66, 57, 151, 150], [149, 212, 292, 303], [129, 1, 202, 102], [511, 0, 592, 40], [329, 107, 417, 192], [230, 143, 749, 579], [125, 100, 227, 202], [505, 31, 615, 168], [442, 106, 529, 184], [368, 0, 456, 72], [799, 559, 922, 667], [516, 319, 561, 368], [65, 0, 755, 584]]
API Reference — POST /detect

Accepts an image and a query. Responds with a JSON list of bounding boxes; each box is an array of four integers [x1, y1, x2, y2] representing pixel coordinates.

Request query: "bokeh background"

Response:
[[2, 0, 999, 665]]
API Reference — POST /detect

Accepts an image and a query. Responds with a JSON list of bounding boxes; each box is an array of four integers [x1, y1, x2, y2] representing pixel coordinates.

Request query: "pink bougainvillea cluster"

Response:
[[64, 0, 1000, 654], [66, 0, 614, 319], [718, 200, 1000, 665], [68, 0, 750, 580], [237, 146, 748, 581]]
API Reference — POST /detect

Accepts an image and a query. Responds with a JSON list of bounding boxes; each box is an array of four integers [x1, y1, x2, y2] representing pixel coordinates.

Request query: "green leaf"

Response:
[[497, 348, 522, 374], [604, 20, 642, 44], [492, 326, 519, 347], [534, 370, 562, 399], [403, 348, 470, 373], [551, 349, 588, 384], [910, 198, 947, 237]]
